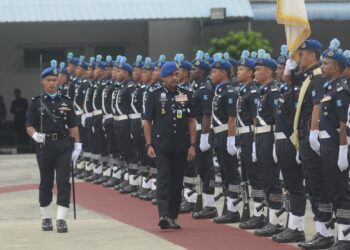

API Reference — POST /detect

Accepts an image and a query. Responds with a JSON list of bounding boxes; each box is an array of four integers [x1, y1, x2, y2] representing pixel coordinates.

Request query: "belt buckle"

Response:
[[52, 133, 58, 141]]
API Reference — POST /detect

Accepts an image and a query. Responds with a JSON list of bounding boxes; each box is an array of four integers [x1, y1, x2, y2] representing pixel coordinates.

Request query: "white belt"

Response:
[[319, 130, 331, 139], [113, 115, 129, 121], [93, 110, 103, 116], [85, 112, 93, 118], [129, 113, 141, 119], [275, 132, 287, 140], [75, 110, 83, 115], [213, 124, 228, 134], [255, 125, 275, 134], [237, 125, 253, 135], [196, 123, 202, 131], [103, 114, 113, 120]]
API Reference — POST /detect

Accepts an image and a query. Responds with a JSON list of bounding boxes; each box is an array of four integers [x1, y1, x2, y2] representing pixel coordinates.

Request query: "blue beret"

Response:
[[116, 56, 133, 74], [277, 45, 289, 65], [133, 55, 145, 68], [155, 55, 166, 68], [142, 57, 155, 70], [67, 52, 79, 65], [88, 57, 96, 69], [239, 50, 255, 70], [210, 53, 232, 70], [77, 56, 89, 70], [161, 61, 178, 78], [41, 60, 59, 79], [192, 51, 210, 71], [343, 50, 350, 67], [322, 38, 348, 67], [255, 49, 277, 71], [105, 55, 114, 68], [299, 39, 322, 52]]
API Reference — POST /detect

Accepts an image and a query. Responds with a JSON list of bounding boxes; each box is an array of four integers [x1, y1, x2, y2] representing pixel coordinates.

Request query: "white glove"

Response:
[[284, 59, 297, 76], [338, 145, 349, 172], [273, 143, 278, 163], [71, 143, 83, 163], [32, 132, 45, 143], [227, 136, 237, 156], [199, 133, 211, 152], [81, 114, 86, 127], [296, 150, 302, 165], [252, 142, 257, 162], [309, 130, 320, 155]]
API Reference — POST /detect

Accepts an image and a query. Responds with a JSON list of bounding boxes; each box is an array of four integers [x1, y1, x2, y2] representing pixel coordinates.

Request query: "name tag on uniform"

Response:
[[175, 94, 188, 102], [321, 96, 331, 103], [176, 110, 183, 119]]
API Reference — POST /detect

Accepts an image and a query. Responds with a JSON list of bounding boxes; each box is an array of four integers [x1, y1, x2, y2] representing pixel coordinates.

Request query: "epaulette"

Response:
[[127, 81, 136, 88], [178, 84, 193, 92], [227, 84, 237, 94], [148, 84, 162, 93], [337, 79, 350, 94]]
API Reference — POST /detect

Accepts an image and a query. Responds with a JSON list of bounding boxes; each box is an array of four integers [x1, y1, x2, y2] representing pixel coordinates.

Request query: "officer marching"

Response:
[[26, 60, 81, 233]]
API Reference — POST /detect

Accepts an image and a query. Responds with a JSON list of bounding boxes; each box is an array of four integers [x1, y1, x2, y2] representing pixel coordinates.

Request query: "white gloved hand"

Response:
[[252, 142, 257, 162], [284, 59, 297, 76], [338, 145, 349, 172], [71, 143, 83, 163], [296, 150, 302, 165], [32, 132, 45, 143], [273, 143, 278, 163], [309, 130, 320, 155], [227, 136, 237, 156], [81, 114, 87, 127], [199, 133, 211, 152]]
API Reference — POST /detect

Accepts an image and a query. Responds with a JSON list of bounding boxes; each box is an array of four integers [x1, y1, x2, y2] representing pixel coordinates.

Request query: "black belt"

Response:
[[45, 133, 69, 141]]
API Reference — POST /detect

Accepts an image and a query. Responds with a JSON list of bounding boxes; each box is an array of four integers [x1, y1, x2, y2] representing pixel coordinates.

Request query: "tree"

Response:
[[207, 31, 273, 59]]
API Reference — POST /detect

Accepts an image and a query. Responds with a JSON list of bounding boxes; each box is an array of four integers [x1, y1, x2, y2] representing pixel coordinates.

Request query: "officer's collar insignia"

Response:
[[327, 49, 334, 57]]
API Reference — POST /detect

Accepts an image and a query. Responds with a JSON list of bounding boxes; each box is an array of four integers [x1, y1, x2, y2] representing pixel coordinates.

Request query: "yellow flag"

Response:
[[276, 0, 311, 60]]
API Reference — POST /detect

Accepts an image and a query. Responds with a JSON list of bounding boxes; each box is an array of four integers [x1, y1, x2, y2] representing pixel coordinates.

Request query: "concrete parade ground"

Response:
[[0, 154, 321, 250]]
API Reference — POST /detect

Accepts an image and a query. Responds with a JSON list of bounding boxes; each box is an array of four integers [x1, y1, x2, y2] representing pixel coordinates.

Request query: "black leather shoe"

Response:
[[77, 170, 92, 179], [158, 216, 170, 230], [213, 211, 240, 224], [114, 180, 128, 190], [84, 173, 101, 182], [272, 228, 305, 243], [297, 233, 334, 249], [94, 175, 110, 185], [254, 223, 284, 237], [193, 206, 218, 219], [179, 200, 195, 213], [152, 198, 158, 205], [120, 185, 139, 194], [140, 190, 156, 201], [239, 215, 266, 230], [103, 177, 121, 187], [56, 219, 68, 233], [167, 218, 181, 229], [131, 187, 150, 198], [42, 218, 53, 231], [329, 240, 350, 250]]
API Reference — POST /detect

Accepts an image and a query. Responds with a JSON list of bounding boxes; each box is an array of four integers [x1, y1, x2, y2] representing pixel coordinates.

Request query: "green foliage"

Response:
[[207, 31, 273, 59]]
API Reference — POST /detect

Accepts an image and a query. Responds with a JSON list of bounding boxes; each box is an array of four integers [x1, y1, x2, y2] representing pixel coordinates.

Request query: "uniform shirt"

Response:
[[320, 79, 350, 139], [116, 80, 136, 115], [144, 84, 194, 154], [67, 74, 78, 100], [83, 80, 95, 113], [256, 81, 280, 126], [132, 84, 147, 114], [73, 78, 89, 114], [58, 82, 69, 97], [92, 79, 109, 111], [296, 64, 325, 131], [212, 82, 238, 127], [237, 82, 259, 127], [102, 80, 116, 115], [26, 93, 77, 134], [191, 80, 213, 124]]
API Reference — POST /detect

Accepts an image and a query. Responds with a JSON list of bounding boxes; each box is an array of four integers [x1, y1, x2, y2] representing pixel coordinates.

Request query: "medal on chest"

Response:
[[160, 92, 167, 115]]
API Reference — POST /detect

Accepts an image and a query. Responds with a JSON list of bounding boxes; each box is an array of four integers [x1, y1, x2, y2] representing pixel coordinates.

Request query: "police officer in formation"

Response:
[[43, 41, 350, 249]]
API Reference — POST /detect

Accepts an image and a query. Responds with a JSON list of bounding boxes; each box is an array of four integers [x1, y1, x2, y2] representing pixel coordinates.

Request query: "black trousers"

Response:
[[256, 132, 282, 210], [299, 137, 332, 222], [195, 130, 215, 195], [35, 139, 72, 208], [239, 132, 264, 203], [213, 131, 240, 199], [276, 137, 306, 216], [320, 138, 350, 224], [77, 115, 87, 151], [93, 114, 107, 156], [130, 118, 150, 167], [112, 120, 121, 159], [103, 118, 115, 156], [116, 119, 138, 164], [85, 117, 94, 154], [155, 152, 186, 219]]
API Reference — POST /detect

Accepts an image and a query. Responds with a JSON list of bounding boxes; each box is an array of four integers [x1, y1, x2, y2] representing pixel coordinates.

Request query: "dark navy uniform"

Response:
[[26, 93, 77, 208], [144, 84, 194, 220]]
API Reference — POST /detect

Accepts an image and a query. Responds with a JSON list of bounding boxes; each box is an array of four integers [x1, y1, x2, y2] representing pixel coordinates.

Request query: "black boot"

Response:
[[297, 233, 334, 249], [329, 240, 350, 250], [131, 188, 150, 198], [167, 218, 181, 229], [140, 190, 156, 201], [239, 215, 266, 230], [77, 170, 92, 179], [192, 207, 218, 219], [94, 175, 110, 185], [103, 177, 121, 187], [84, 173, 101, 182], [272, 228, 305, 243], [179, 200, 195, 213], [254, 223, 284, 237], [120, 185, 139, 194], [56, 219, 68, 233], [158, 216, 170, 230], [42, 218, 53, 231], [114, 180, 128, 190], [213, 211, 240, 224]]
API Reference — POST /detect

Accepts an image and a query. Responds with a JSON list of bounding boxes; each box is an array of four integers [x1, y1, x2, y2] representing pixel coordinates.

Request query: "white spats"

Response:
[[203, 194, 215, 208], [93, 164, 102, 174], [57, 205, 68, 220], [338, 224, 350, 241], [151, 178, 157, 191], [112, 167, 122, 179], [186, 190, 198, 203], [76, 161, 85, 170], [253, 202, 264, 217], [269, 208, 284, 226], [142, 178, 151, 189], [129, 174, 141, 186], [40, 205, 52, 219], [288, 213, 305, 231], [316, 221, 333, 237], [102, 166, 111, 177], [124, 172, 129, 181], [227, 197, 239, 212]]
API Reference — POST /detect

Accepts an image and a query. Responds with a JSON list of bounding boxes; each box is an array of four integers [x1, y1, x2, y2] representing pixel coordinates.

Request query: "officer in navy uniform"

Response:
[[252, 49, 284, 237], [210, 53, 241, 224], [189, 50, 218, 219], [290, 40, 335, 250], [318, 39, 350, 250], [144, 61, 196, 229], [65, 53, 79, 100], [26, 60, 81, 233], [272, 45, 306, 243], [234, 50, 265, 230]]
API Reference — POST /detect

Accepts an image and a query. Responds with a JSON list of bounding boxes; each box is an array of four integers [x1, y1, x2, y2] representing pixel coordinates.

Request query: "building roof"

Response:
[[0, 0, 253, 23], [252, 2, 350, 21]]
